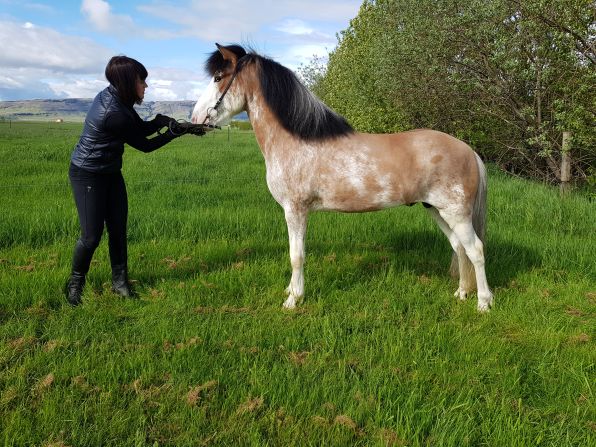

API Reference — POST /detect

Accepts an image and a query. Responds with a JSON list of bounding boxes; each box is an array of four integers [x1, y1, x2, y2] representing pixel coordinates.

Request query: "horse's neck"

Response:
[[247, 95, 293, 161]]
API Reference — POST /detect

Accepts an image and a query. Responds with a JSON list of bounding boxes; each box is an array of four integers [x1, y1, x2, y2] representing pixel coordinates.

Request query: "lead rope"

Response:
[[167, 119, 220, 137]]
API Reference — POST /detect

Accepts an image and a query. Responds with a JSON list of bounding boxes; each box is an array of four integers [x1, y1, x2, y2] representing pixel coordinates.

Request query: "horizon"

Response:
[[0, 0, 361, 102], [0, 97, 197, 103]]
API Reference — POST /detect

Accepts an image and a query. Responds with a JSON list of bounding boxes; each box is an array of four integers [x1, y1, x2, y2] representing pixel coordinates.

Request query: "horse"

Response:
[[191, 44, 494, 312]]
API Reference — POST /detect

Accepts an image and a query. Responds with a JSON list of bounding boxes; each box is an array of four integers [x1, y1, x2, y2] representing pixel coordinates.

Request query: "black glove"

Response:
[[169, 121, 206, 137], [154, 113, 175, 129], [185, 125, 206, 136]]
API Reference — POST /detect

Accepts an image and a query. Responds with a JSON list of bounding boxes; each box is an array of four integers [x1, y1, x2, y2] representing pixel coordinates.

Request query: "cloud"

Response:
[[0, 19, 112, 100], [275, 19, 314, 36], [0, 20, 112, 72], [0, 1, 361, 100], [278, 43, 332, 71], [47, 78, 108, 99], [0, 17, 206, 101], [138, 0, 360, 43], [142, 66, 208, 101], [81, 0, 176, 39], [81, 0, 134, 33]]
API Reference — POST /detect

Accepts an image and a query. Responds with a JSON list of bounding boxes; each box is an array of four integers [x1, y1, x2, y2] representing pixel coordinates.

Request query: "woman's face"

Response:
[[136, 77, 148, 102]]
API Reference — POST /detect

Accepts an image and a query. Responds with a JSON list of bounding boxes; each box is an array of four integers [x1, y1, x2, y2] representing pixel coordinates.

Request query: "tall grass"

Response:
[[0, 122, 594, 446]]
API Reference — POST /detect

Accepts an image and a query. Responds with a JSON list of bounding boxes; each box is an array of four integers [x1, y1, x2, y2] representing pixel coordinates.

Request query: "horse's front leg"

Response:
[[282, 206, 308, 309]]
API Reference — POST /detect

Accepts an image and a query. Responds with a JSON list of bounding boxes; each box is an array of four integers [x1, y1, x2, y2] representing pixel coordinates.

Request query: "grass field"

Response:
[[0, 122, 594, 446]]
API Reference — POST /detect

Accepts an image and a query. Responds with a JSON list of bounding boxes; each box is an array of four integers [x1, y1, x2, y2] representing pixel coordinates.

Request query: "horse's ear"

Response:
[[216, 43, 238, 68]]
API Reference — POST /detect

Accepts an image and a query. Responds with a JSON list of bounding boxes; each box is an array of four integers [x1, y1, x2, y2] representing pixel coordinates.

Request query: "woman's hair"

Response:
[[105, 55, 148, 106]]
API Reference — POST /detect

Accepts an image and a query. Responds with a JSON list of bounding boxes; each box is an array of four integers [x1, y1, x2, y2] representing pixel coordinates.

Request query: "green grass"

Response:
[[0, 121, 594, 446]]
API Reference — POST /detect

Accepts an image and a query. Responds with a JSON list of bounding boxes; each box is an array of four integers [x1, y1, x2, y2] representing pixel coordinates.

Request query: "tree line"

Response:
[[299, 0, 595, 188]]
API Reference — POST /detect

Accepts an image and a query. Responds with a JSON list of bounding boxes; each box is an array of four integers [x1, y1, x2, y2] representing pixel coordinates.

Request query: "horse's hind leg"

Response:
[[426, 207, 475, 300], [438, 210, 493, 312], [282, 206, 308, 309]]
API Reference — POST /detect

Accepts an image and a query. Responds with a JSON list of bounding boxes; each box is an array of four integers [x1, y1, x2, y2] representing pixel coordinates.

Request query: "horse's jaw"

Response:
[[191, 79, 245, 126]]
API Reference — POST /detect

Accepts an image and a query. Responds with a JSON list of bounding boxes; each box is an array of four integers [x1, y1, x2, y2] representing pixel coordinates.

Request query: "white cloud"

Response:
[[81, 0, 175, 39], [275, 19, 313, 36], [0, 1, 361, 100], [0, 19, 112, 100], [279, 43, 332, 71], [0, 20, 112, 72], [138, 0, 360, 43], [81, 0, 134, 33], [47, 78, 108, 99], [143, 67, 209, 101]]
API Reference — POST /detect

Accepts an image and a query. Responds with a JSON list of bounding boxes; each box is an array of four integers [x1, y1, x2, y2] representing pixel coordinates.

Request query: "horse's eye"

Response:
[[214, 73, 222, 82]]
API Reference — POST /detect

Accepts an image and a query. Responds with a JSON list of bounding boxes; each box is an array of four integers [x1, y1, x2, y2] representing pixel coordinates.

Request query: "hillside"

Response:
[[0, 98, 196, 122]]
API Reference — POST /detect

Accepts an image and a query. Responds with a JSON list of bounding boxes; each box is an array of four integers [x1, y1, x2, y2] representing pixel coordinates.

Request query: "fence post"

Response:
[[560, 131, 572, 195]]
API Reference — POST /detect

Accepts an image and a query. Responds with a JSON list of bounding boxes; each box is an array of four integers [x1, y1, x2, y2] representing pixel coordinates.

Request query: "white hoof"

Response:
[[454, 287, 468, 301], [477, 292, 494, 312], [283, 296, 297, 309], [477, 302, 490, 313]]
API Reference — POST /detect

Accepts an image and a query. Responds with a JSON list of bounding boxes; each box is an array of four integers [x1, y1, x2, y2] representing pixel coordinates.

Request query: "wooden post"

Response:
[[560, 131, 572, 195]]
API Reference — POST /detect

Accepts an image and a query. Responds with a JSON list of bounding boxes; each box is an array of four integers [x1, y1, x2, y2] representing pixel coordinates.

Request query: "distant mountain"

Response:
[[0, 99, 249, 122]]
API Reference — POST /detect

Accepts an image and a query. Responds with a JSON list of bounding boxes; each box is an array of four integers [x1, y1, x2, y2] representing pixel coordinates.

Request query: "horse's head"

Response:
[[191, 44, 247, 126]]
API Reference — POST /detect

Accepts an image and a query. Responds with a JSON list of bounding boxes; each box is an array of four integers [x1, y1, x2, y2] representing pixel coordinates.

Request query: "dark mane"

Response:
[[205, 45, 353, 141]]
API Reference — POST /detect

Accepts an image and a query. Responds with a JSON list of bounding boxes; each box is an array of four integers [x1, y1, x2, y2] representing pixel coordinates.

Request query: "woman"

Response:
[[66, 55, 180, 305]]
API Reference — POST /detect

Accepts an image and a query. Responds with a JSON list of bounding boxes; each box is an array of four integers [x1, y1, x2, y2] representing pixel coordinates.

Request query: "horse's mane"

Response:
[[205, 45, 353, 141]]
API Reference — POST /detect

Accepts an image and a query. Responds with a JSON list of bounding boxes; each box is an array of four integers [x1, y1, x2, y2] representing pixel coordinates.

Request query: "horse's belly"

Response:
[[314, 183, 406, 212]]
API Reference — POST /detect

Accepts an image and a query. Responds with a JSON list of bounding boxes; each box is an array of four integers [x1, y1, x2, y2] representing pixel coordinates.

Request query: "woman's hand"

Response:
[[153, 114, 175, 128]]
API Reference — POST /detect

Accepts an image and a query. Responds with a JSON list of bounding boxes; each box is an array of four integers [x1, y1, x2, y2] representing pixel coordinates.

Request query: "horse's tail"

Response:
[[472, 152, 487, 243], [449, 152, 487, 285]]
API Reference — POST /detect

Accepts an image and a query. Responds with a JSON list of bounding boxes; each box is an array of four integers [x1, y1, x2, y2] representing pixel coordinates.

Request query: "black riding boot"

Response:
[[66, 272, 86, 306], [67, 239, 94, 306], [111, 265, 135, 297]]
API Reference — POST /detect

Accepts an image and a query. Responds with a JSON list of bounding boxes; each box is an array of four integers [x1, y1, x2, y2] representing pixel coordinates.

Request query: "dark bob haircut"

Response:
[[105, 55, 148, 106]]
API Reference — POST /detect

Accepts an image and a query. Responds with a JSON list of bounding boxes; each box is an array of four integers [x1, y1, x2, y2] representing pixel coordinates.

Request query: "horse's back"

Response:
[[345, 129, 480, 209], [307, 129, 479, 213]]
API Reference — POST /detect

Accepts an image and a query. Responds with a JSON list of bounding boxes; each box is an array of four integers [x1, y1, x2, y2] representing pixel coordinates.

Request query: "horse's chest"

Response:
[[265, 157, 315, 206]]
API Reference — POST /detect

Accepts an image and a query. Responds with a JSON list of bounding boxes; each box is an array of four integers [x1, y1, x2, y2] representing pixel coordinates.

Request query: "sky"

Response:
[[0, 0, 361, 101]]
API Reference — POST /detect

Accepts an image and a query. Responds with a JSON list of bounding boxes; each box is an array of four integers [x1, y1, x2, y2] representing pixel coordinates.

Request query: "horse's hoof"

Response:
[[477, 302, 490, 313], [454, 287, 468, 301], [477, 293, 494, 312], [282, 299, 296, 309]]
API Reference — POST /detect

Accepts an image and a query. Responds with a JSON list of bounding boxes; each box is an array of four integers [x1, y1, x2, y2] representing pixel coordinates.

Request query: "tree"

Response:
[[296, 55, 328, 98], [317, 0, 595, 184]]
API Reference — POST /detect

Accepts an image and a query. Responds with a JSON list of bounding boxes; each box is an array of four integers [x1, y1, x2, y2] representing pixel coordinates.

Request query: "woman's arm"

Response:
[[139, 117, 161, 136], [105, 110, 178, 153]]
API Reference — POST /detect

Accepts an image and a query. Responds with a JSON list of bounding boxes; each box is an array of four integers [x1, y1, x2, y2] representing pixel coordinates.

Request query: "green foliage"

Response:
[[296, 54, 328, 98], [316, 0, 595, 183], [0, 122, 595, 445], [230, 120, 253, 131]]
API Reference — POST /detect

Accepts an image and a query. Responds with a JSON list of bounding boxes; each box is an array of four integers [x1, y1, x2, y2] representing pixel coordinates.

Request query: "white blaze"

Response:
[[191, 77, 245, 125]]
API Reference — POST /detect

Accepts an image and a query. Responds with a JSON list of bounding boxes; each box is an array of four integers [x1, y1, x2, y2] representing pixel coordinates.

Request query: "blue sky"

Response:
[[0, 0, 361, 101]]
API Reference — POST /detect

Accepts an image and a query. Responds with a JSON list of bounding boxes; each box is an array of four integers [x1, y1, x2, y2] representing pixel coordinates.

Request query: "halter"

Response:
[[202, 57, 244, 126]]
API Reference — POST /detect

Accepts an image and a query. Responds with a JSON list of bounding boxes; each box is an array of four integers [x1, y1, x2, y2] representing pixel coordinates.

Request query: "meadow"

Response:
[[0, 122, 594, 446]]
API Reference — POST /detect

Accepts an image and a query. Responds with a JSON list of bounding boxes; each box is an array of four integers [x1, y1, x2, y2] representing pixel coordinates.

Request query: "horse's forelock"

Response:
[[204, 44, 248, 76]]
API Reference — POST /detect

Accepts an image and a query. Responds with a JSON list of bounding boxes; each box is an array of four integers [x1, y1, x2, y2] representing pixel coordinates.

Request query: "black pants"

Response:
[[69, 163, 128, 275]]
